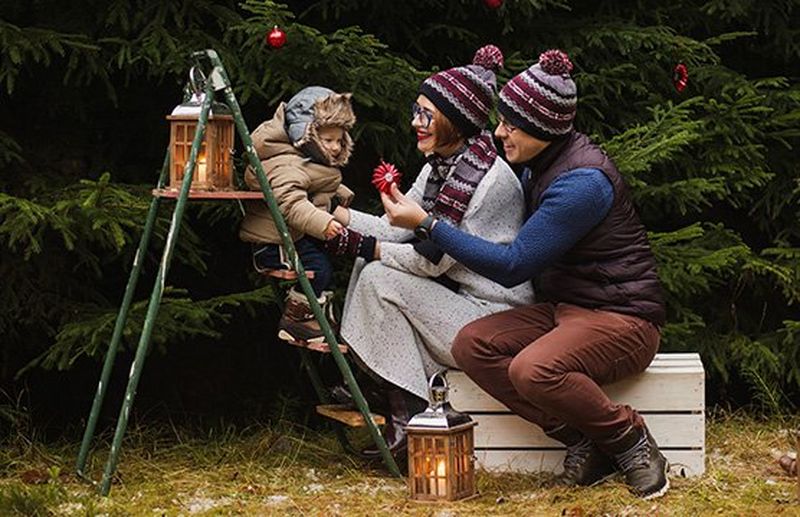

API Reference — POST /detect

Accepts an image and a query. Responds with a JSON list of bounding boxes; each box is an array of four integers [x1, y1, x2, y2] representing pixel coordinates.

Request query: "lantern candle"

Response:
[[196, 149, 207, 184]]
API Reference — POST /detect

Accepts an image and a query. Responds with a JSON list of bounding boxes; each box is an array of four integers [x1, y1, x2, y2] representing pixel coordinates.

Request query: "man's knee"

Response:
[[508, 355, 559, 398], [451, 321, 485, 371]]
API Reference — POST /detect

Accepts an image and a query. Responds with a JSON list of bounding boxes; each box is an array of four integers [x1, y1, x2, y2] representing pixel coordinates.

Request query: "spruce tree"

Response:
[[1, 0, 798, 424]]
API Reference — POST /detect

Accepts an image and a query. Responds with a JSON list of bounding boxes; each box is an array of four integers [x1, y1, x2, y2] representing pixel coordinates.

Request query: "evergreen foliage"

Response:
[[1, 0, 798, 422]]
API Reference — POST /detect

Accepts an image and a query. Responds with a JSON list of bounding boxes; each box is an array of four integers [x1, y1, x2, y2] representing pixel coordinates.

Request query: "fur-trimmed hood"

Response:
[[283, 86, 355, 167]]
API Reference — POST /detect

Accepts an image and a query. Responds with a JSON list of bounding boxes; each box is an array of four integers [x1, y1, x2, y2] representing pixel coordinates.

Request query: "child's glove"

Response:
[[324, 227, 377, 261]]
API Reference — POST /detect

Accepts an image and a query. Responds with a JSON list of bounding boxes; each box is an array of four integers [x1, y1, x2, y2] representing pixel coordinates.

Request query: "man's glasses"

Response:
[[497, 115, 517, 134], [411, 102, 434, 129]]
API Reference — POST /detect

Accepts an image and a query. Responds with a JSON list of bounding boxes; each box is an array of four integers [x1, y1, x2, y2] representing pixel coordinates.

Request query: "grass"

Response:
[[0, 412, 798, 516]]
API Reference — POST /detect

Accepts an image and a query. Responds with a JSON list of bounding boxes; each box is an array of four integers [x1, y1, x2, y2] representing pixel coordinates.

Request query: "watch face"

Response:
[[414, 226, 429, 240]]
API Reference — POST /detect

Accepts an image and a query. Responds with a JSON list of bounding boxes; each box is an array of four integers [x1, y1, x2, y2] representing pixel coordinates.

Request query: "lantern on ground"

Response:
[[407, 372, 477, 502], [167, 68, 235, 191]]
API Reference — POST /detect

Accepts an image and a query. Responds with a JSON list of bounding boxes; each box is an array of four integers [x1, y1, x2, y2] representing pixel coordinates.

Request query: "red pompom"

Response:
[[672, 63, 688, 92], [483, 0, 503, 9], [371, 160, 402, 194], [472, 44, 504, 72], [538, 49, 573, 76], [266, 26, 286, 49]]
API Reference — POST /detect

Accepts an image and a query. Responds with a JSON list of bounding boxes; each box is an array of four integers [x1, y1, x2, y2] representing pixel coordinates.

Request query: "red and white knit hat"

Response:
[[498, 49, 577, 141], [419, 45, 504, 137]]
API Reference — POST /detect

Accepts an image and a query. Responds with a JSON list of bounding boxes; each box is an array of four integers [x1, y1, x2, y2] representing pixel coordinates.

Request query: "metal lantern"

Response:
[[166, 69, 235, 191], [407, 372, 477, 502]]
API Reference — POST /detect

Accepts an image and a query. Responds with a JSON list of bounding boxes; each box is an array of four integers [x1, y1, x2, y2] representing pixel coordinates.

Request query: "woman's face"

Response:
[[411, 95, 440, 155]]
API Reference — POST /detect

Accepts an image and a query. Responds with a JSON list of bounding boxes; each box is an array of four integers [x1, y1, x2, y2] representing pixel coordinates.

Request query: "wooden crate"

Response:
[[446, 353, 705, 477]]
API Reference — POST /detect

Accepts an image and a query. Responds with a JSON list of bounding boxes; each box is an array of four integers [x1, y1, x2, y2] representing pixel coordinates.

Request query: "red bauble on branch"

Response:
[[483, 0, 503, 8], [266, 25, 286, 49], [673, 63, 688, 92], [371, 160, 402, 194]]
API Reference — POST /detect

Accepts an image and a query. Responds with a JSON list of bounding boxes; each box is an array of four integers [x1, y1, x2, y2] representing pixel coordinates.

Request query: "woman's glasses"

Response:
[[411, 102, 434, 128]]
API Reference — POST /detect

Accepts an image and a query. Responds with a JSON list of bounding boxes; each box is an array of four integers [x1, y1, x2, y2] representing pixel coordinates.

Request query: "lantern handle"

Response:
[[188, 66, 207, 96], [428, 370, 449, 409]]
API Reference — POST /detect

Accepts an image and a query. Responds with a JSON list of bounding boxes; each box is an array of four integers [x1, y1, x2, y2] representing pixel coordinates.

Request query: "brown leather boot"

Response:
[[277, 288, 327, 343], [361, 388, 428, 467], [546, 425, 617, 487]]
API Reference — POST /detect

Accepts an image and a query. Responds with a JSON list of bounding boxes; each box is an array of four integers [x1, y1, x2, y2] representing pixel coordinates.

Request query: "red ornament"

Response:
[[483, 0, 503, 8], [673, 63, 688, 92], [266, 25, 286, 49], [371, 160, 402, 194]]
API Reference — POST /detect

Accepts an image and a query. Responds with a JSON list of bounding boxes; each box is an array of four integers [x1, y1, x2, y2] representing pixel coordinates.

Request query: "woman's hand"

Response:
[[381, 183, 429, 229]]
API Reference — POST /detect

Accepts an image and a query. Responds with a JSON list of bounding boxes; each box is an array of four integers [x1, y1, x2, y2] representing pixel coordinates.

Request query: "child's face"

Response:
[[318, 126, 346, 161]]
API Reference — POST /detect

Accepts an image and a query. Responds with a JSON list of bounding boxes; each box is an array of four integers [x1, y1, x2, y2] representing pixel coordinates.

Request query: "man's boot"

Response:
[[361, 388, 427, 463], [278, 288, 328, 343], [601, 424, 669, 499], [547, 425, 617, 487]]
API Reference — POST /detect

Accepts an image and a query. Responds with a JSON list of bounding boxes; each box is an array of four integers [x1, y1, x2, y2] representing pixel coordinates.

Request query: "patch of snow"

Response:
[[55, 502, 85, 515], [264, 495, 291, 506], [303, 483, 325, 494]]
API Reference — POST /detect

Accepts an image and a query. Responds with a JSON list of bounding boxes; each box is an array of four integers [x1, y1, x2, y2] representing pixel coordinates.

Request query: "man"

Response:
[[381, 49, 669, 499]]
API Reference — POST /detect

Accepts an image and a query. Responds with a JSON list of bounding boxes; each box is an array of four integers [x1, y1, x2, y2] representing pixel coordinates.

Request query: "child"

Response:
[[239, 86, 358, 344]]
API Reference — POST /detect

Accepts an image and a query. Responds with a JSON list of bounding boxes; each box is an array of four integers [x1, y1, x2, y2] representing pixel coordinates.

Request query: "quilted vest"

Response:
[[525, 132, 666, 325]]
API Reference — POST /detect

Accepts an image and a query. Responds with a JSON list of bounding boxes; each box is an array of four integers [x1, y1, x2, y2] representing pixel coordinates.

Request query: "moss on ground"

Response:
[[1, 412, 798, 516]]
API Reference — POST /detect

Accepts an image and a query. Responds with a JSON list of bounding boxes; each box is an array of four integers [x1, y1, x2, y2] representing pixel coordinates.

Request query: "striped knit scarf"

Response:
[[420, 130, 498, 226]]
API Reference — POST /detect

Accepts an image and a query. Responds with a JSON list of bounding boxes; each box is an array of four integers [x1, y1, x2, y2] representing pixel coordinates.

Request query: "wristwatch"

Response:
[[414, 215, 437, 241]]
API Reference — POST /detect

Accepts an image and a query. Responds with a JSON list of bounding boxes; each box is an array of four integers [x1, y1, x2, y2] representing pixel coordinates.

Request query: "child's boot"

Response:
[[278, 288, 328, 344]]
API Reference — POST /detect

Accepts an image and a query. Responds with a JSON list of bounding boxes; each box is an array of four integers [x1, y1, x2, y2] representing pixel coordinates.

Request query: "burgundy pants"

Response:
[[451, 302, 660, 443]]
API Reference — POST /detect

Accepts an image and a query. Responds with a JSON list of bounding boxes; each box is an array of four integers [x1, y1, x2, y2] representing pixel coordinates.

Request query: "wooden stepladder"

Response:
[[75, 49, 400, 495]]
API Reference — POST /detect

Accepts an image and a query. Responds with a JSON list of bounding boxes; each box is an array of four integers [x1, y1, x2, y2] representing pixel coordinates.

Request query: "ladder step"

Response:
[[261, 269, 315, 280], [316, 404, 386, 427], [279, 333, 348, 354]]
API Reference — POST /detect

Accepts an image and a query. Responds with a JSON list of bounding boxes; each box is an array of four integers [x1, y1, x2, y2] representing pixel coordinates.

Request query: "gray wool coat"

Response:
[[340, 156, 535, 400]]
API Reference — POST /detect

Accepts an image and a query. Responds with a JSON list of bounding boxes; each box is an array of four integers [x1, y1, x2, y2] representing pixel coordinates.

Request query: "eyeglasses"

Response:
[[497, 115, 517, 134], [411, 102, 434, 129]]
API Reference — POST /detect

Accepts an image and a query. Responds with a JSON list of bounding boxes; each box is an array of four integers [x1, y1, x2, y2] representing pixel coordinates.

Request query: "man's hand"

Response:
[[324, 219, 345, 239], [381, 183, 429, 229]]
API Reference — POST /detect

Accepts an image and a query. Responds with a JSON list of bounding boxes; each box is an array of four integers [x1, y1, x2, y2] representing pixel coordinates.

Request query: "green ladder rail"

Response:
[[75, 49, 400, 495]]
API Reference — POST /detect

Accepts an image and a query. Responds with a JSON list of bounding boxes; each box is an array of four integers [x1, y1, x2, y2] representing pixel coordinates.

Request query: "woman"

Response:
[[324, 45, 534, 458]]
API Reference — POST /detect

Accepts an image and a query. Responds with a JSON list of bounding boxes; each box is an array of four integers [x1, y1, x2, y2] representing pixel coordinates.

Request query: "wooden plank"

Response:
[[153, 188, 264, 199], [448, 353, 704, 413], [471, 413, 704, 449], [475, 449, 704, 477], [316, 404, 385, 427], [260, 269, 315, 280]]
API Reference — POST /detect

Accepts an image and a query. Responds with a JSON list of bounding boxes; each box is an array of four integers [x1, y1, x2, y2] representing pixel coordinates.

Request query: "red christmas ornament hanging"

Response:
[[672, 63, 688, 92], [371, 160, 402, 194], [266, 25, 287, 49], [483, 0, 503, 8]]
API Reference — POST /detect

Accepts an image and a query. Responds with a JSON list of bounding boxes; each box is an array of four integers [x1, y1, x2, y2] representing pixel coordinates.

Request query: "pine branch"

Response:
[[17, 286, 278, 376]]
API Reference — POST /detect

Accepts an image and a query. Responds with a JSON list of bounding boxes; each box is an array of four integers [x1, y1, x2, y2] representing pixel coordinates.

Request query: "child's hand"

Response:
[[324, 219, 345, 239]]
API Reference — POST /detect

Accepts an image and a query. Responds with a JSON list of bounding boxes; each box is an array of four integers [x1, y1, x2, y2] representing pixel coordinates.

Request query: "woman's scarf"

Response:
[[420, 130, 498, 227]]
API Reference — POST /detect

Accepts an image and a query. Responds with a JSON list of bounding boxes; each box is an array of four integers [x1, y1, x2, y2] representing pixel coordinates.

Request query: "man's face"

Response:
[[318, 125, 346, 160], [494, 115, 551, 164]]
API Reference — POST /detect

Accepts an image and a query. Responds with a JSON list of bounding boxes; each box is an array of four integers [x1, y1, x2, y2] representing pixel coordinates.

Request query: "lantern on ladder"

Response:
[[407, 372, 477, 502], [166, 67, 235, 191]]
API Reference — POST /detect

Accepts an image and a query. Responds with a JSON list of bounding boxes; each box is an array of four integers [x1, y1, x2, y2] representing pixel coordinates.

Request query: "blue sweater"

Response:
[[431, 167, 614, 288]]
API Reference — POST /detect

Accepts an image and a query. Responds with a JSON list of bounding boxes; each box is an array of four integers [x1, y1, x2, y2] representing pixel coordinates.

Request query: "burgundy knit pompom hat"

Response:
[[498, 49, 577, 141], [419, 45, 504, 137]]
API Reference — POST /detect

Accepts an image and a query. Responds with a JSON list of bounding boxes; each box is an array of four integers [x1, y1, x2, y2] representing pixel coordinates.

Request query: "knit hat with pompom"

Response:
[[419, 45, 504, 137], [498, 49, 577, 141]]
